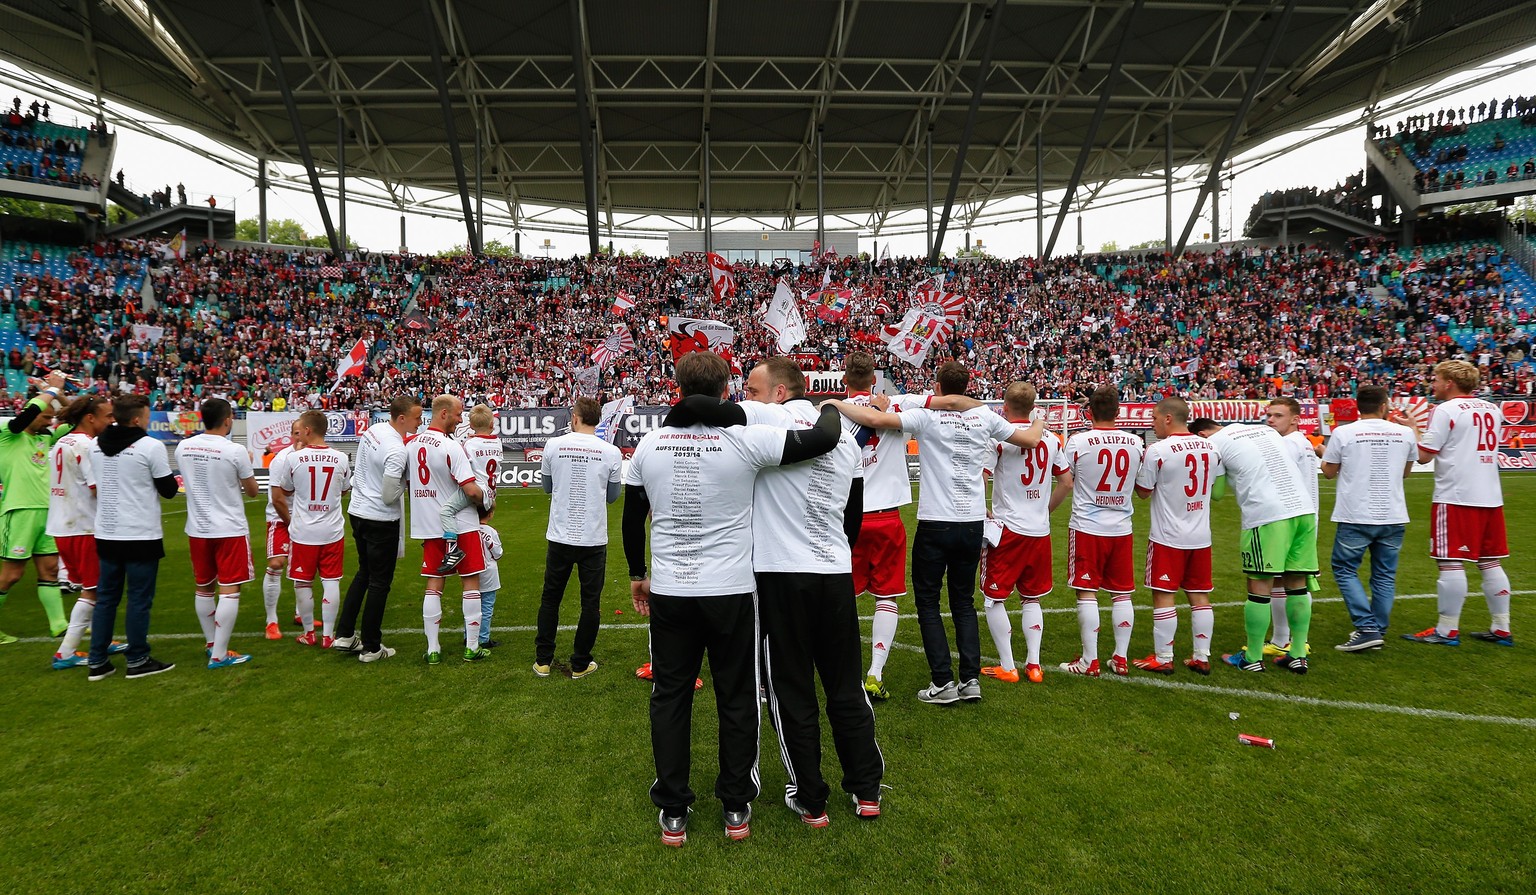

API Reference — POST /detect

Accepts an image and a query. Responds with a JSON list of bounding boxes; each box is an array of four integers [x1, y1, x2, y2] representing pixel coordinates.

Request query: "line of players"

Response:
[[826, 354, 1514, 695], [36, 354, 1514, 685]]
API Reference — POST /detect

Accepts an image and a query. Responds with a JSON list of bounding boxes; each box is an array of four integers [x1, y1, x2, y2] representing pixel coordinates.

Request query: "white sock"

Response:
[[1480, 563, 1512, 633], [262, 570, 281, 624], [462, 590, 482, 651], [423, 590, 442, 653], [195, 592, 217, 646], [1020, 599, 1044, 666], [1270, 585, 1291, 645], [1111, 596, 1134, 659], [1437, 566, 1468, 636], [320, 579, 340, 639], [983, 598, 1015, 671], [293, 583, 315, 631], [868, 598, 899, 678], [1190, 605, 1214, 660], [212, 596, 239, 660], [57, 596, 94, 656], [1152, 606, 1177, 662], [1076, 597, 1100, 662]]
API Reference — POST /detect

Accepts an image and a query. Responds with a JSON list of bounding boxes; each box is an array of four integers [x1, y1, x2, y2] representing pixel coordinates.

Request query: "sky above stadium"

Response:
[[3, 44, 1534, 257]]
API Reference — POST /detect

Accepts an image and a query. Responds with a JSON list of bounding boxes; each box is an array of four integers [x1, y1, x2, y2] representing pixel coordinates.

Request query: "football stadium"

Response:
[[2, 1, 1536, 891]]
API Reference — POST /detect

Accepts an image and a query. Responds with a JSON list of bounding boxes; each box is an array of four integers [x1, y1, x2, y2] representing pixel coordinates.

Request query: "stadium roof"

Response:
[[3, 0, 1535, 238]]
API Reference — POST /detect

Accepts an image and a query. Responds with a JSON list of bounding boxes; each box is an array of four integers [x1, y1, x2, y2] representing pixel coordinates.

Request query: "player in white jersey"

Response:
[[839, 351, 922, 699], [1403, 360, 1515, 647], [534, 397, 622, 677], [979, 382, 1070, 685], [1263, 396, 1321, 657], [1193, 419, 1317, 674], [1058, 386, 1145, 678], [262, 420, 305, 639], [274, 411, 352, 648], [46, 396, 116, 669], [1132, 397, 1222, 675], [437, 404, 502, 574], [622, 351, 845, 845], [829, 361, 1045, 706], [408, 395, 488, 664], [176, 399, 260, 667], [1321, 384, 1418, 652]]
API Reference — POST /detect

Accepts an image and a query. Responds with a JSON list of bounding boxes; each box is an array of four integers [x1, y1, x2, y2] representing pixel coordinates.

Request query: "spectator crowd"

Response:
[[1, 228, 1533, 415]]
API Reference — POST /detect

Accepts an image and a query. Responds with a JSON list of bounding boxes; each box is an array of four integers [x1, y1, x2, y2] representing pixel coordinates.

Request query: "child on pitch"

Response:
[[477, 504, 503, 648], [435, 406, 499, 575]]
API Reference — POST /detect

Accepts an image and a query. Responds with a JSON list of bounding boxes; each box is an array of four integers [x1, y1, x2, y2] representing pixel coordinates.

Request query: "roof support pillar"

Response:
[[703, 124, 712, 255], [1045, 0, 1145, 260], [337, 114, 347, 253], [929, 0, 1007, 266], [256, 155, 268, 244], [1035, 138, 1043, 256], [422, 0, 480, 255], [569, 0, 600, 257], [1164, 121, 1173, 254], [925, 123, 933, 258], [1176, 0, 1298, 255], [816, 125, 825, 252], [253, 0, 338, 254]]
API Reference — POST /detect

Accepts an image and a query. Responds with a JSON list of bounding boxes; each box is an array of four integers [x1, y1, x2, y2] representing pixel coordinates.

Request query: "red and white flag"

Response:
[[1171, 357, 1200, 377], [763, 279, 807, 353], [667, 317, 737, 364], [320, 265, 345, 278], [330, 338, 367, 393], [887, 285, 966, 367], [706, 252, 736, 301], [611, 291, 636, 314], [590, 327, 635, 367]]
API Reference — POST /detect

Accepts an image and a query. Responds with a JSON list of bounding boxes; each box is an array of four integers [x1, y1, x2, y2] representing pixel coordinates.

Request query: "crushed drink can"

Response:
[[1237, 733, 1276, 749]]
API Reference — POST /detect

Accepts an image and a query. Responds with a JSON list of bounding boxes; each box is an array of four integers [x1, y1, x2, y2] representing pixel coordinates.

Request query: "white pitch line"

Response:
[[875, 642, 1536, 729], [13, 589, 1533, 645]]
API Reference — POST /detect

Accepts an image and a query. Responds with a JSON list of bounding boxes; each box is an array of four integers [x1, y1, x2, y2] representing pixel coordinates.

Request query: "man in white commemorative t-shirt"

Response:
[[719, 357, 880, 824], [408, 394, 488, 665], [175, 398, 259, 667], [1060, 386, 1145, 678], [1320, 385, 1417, 652], [334, 396, 420, 662], [1192, 418, 1316, 674], [46, 396, 112, 669], [86, 395, 181, 680], [261, 420, 305, 640], [1262, 396, 1320, 657], [621, 351, 844, 846], [1132, 397, 1221, 675], [275, 410, 352, 649], [980, 382, 1071, 685], [534, 396, 622, 678], [1403, 360, 1515, 647], [829, 361, 1045, 706]]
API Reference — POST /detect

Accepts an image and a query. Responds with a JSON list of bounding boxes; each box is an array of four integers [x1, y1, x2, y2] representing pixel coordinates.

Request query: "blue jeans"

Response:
[[89, 555, 161, 666], [479, 588, 497, 644], [1330, 523, 1405, 635]]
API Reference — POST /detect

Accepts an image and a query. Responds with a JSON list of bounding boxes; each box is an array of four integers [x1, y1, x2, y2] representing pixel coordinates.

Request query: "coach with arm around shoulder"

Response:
[[85, 395, 181, 681], [534, 396, 622, 677], [827, 361, 1046, 705], [621, 351, 845, 848], [334, 396, 422, 663]]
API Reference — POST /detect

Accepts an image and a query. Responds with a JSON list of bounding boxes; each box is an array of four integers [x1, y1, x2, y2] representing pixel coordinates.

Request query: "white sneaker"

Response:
[[331, 634, 362, 653], [359, 645, 396, 663], [916, 681, 959, 705], [957, 679, 982, 701]]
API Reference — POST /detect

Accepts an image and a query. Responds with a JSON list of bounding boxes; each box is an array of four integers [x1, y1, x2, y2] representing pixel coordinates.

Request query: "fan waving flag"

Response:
[[1171, 357, 1200, 377], [887, 287, 966, 367], [763, 279, 808, 353], [667, 317, 737, 363], [330, 338, 367, 393], [590, 327, 635, 368], [611, 291, 636, 315], [706, 252, 736, 301], [814, 287, 853, 322]]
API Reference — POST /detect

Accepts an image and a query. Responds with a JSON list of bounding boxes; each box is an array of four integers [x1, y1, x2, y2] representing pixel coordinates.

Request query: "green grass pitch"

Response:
[[2, 474, 1533, 894]]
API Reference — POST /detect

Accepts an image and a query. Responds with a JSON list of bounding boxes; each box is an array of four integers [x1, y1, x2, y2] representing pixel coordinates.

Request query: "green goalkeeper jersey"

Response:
[[0, 399, 59, 513]]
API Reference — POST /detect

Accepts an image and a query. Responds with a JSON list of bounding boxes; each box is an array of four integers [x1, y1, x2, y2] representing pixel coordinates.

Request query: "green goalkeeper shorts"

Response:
[[1240, 514, 1318, 579], [1, 508, 56, 562]]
